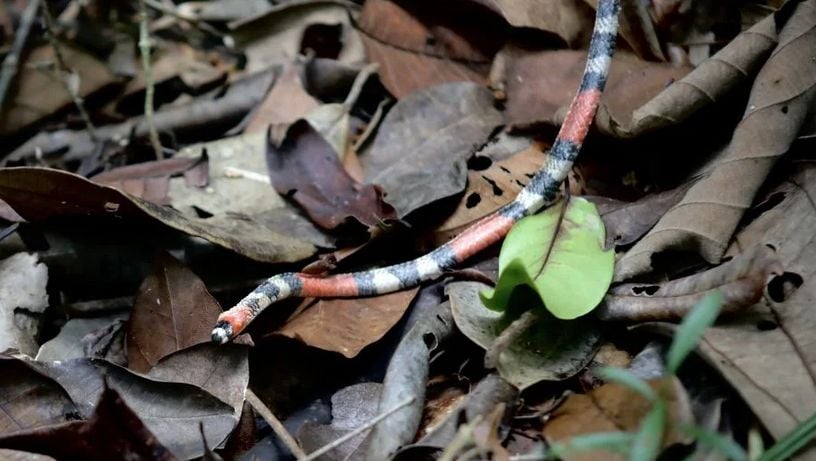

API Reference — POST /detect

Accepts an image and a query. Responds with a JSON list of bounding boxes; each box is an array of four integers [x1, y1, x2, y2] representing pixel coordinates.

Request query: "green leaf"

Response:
[[480, 197, 614, 319], [666, 291, 724, 374], [549, 432, 635, 459], [630, 400, 666, 461]]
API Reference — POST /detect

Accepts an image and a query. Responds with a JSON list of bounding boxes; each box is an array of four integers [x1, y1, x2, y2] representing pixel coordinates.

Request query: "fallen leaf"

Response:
[[0, 167, 317, 263], [29, 357, 237, 460], [588, 184, 690, 249], [246, 63, 320, 132], [91, 153, 209, 205], [448, 282, 600, 389], [0, 450, 55, 461], [177, 0, 271, 22], [543, 376, 693, 461], [0, 253, 48, 356], [356, 0, 503, 98], [616, 1, 816, 280], [0, 385, 177, 461], [275, 287, 419, 358], [35, 313, 129, 363], [229, 0, 365, 74], [0, 43, 117, 135], [480, 0, 595, 46], [481, 197, 614, 320], [612, 0, 666, 61], [0, 356, 78, 434], [267, 119, 397, 229], [496, 47, 691, 132], [599, 245, 781, 322], [362, 82, 503, 217], [298, 382, 383, 460], [126, 252, 224, 373]]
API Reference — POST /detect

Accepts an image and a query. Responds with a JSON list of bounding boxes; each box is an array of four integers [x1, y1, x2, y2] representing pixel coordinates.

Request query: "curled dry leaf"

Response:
[[496, 47, 691, 133], [91, 152, 209, 206], [543, 376, 693, 461], [363, 82, 503, 217], [126, 252, 228, 373], [0, 386, 176, 461], [245, 63, 320, 132], [616, 1, 816, 280], [598, 245, 782, 322], [0, 167, 316, 263], [275, 287, 419, 358], [480, 0, 595, 47], [267, 119, 397, 229], [356, 0, 503, 98]]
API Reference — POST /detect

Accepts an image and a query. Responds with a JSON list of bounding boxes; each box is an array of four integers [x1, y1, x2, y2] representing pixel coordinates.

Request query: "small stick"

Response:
[[302, 395, 416, 461], [0, 0, 41, 110], [245, 389, 307, 460], [138, 0, 163, 159], [484, 310, 540, 369], [41, 2, 99, 141]]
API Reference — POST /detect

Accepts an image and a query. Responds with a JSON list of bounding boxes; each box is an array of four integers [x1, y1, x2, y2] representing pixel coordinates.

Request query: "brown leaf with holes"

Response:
[[543, 376, 693, 461], [246, 63, 320, 132], [616, 2, 816, 280], [0, 386, 176, 461], [267, 120, 397, 229], [496, 47, 691, 131], [91, 153, 209, 205], [357, 0, 504, 98], [126, 252, 224, 373], [275, 287, 419, 358], [599, 245, 782, 322]]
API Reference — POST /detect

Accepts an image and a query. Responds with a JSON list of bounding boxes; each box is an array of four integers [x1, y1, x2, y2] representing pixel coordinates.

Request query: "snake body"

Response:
[[212, 0, 621, 344]]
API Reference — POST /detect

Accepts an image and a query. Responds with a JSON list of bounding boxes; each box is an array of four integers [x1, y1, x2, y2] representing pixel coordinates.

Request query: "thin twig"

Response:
[[41, 2, 98, 141], [0, 0, 41, 110], [302, 395, 416, 461], [484, 309, 540, 369], [138, 0, 163, 159], [245, 389, 307, 460]]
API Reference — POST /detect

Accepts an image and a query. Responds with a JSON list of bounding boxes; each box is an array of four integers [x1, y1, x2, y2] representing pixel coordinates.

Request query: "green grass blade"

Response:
[[666, 291, 724, 374], [757, 410, 816, 461], [548, 432, 635, 459], [597, 367, 657, 401], [682, 425, 748, 461], [629, 401, 666, 461]]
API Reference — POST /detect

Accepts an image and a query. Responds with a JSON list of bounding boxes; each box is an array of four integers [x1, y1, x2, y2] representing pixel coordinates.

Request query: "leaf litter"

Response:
[[0, 0, 814, 460]]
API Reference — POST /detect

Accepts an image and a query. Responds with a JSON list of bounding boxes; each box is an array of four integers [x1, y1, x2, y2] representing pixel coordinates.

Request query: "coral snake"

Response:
[[212, 0, 622, 344]]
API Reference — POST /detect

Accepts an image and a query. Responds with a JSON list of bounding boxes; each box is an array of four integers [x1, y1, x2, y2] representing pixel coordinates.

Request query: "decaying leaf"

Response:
[[91, 153, 209, 205], [246, 63, 320, 132], [616, 1, 816, 280], [36, 314, 128, 363], [267, 119, 397, 229], [0, 385, 177, 461], [0, 253, 48, 357], [496, 47, 691, 132], [0, 356, 78, 434], [481, 197, 614, 320], [0, 167, 317, 263], [356, 0, 503, 98], [126, 252, 224, 373], [362, 82, 503, 217], [448, 282, 600, 389], [599, 245, 782, 322], [481, 0, 595, 47], [275, 287, 419, 358], [543, 376, 693, 461]]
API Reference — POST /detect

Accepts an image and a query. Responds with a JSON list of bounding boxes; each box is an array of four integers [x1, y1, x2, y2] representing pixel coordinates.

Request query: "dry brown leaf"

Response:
[[126, 253, 224, 373], [245, 63, 320, 132], [91, 154, 209, 205], [496, 47, 691, 131], [616, 1, 816, 281], [543, 376, 693, 461], [678, 162, 816, 445], [275, 287, 419, 358], [479, 0, 595, 46], [618, 11, 778, 137], [599, 245, 782, 322], [356, 0, 503, 98], [0, 43, 117, 135], [0, 167, 316, 263]]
